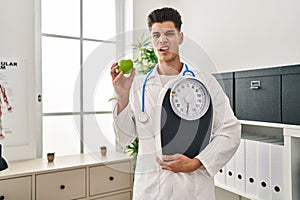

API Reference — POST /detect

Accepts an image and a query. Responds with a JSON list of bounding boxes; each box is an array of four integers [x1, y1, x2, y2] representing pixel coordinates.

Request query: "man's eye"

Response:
[[165, 32, 175, 37], [152, 34, 160, 38]]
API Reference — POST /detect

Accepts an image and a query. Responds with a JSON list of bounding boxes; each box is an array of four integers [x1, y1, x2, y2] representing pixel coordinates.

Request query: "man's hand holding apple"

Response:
[[110, 60, 135, 114]]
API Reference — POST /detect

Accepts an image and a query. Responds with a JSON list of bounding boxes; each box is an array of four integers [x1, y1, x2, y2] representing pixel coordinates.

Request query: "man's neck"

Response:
[[157, 60, 183, 76]]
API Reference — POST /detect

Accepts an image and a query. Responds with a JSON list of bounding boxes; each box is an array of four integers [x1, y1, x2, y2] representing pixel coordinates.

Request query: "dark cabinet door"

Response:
[[235, 72, 281, 123]]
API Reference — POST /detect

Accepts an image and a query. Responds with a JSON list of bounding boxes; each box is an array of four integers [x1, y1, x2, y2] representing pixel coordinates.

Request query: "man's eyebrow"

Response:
[[152, 30, 176, 34], [165, 30, 176, 33], [151, 31, 160, 35]]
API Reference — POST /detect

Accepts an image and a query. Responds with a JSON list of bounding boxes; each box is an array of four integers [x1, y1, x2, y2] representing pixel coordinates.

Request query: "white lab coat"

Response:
[[113, 64, 241, 200]]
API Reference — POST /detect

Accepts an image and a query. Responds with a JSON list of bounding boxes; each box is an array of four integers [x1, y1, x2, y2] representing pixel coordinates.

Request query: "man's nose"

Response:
[[159, 34, 167, 43]]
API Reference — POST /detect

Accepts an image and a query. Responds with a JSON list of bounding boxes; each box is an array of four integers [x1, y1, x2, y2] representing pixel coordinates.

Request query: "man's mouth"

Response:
[[159, 46, 169, 52]]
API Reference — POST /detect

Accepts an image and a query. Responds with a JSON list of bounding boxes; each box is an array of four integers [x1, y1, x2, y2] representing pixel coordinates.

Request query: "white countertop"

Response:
[[0, 151, 132, 179]]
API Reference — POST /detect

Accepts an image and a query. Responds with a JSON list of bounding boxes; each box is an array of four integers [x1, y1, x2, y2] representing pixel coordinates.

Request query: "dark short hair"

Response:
[[147, 7, 182, 31]]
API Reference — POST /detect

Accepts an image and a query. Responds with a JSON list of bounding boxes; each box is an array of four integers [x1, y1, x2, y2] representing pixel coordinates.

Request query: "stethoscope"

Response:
[[138, 63, 196, 123]]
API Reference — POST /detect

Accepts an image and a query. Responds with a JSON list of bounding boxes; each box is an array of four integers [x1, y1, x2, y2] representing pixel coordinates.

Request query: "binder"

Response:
[[245, 139, 259, 197], [257, 138, 281, 200], [270, 141, 284, 200], [225, 153, 235, 188], [234, 139, 245, 193], [214, 166, 226, 186], [257, 140, 270, 199], [244, 134, 272, 197]]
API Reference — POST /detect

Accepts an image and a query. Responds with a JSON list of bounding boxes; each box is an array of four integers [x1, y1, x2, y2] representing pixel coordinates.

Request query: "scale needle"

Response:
[[186, 103, 189, 115]]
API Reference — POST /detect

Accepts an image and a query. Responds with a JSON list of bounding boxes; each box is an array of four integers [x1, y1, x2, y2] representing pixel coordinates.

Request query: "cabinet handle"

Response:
[[60, 185, 66, 190], [250, 80, 261, 90], [109, 176, 114, 181], [0, 195, 5, 200]]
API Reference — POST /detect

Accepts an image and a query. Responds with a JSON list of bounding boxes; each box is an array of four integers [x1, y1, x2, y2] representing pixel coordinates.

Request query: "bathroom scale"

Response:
[[160, 77, 213, 158]]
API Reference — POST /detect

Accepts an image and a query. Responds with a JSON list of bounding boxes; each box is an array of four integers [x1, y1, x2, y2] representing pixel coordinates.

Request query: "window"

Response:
[[41, 0, 119, 156]]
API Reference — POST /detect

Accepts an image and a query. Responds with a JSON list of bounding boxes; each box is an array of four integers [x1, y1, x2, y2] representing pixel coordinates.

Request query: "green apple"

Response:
[[118, 59, 133, 74]]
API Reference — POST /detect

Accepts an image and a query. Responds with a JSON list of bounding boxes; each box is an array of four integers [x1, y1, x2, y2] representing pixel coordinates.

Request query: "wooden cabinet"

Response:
[[0, 151, 132, 200], [0, 176, 31, 200]]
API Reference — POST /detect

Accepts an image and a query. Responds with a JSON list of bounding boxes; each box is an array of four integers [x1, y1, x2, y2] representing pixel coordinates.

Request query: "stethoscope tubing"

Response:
[[141, 69, 154, 113]]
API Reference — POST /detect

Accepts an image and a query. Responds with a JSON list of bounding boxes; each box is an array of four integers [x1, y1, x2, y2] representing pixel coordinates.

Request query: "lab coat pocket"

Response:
[[174, 171, 197, 200]]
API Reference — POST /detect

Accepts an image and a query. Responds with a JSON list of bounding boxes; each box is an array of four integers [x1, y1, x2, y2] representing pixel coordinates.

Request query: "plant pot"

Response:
[[47, 153, 55, 162], [100, 147, 107, 156]]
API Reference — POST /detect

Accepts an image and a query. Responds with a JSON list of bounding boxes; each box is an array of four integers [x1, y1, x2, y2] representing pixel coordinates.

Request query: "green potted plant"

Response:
[[132, 33, 158, 74], [125, 137, 139, 169]]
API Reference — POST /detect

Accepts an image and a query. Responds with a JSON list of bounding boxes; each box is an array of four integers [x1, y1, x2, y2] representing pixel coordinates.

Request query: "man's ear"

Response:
[[179, 32, 184, 45]]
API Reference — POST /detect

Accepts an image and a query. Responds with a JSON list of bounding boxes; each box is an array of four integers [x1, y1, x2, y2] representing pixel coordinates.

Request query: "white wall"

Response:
[[133, 0, 300, 72], [0, 0, 39, 161], [0, 0, 299, 161]]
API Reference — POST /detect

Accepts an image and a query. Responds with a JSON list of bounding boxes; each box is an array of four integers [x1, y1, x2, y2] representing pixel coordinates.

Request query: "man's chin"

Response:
[[158, 55, 177, 63]]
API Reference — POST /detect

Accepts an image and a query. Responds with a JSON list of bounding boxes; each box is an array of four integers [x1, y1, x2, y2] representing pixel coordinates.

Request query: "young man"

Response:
[[111, 7, 241, 200]]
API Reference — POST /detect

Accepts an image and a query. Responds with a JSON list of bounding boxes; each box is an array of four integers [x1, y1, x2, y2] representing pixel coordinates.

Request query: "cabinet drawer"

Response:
[[36, 168, 86, 200], [0, 176, 31, 200], [89, 162, 131, 196], [235, 68, 281, 123]]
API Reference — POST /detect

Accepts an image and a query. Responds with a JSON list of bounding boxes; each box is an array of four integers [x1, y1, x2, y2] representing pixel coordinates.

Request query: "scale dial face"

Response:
[[169, 77, 211, 121]]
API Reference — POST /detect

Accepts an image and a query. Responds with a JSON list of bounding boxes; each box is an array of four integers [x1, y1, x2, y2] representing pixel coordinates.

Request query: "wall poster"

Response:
[[0, 58, 29, 146]]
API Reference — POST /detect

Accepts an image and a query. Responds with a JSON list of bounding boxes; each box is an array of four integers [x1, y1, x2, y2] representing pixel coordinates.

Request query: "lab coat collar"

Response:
[[147, 63, 188, 80]]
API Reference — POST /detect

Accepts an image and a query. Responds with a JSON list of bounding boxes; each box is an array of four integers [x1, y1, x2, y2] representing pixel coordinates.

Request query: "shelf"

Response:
[[240, 120, 300, 131], [216, 120, 300, 200], [215, 183, 257, 200]]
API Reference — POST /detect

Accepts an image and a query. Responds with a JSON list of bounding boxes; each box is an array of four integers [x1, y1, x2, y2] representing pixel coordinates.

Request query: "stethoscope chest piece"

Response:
[[138, 112, 149, 123]]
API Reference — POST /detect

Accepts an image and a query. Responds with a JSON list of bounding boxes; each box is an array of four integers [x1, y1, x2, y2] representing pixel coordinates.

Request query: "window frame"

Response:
[[36, 0, 125, 157]]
